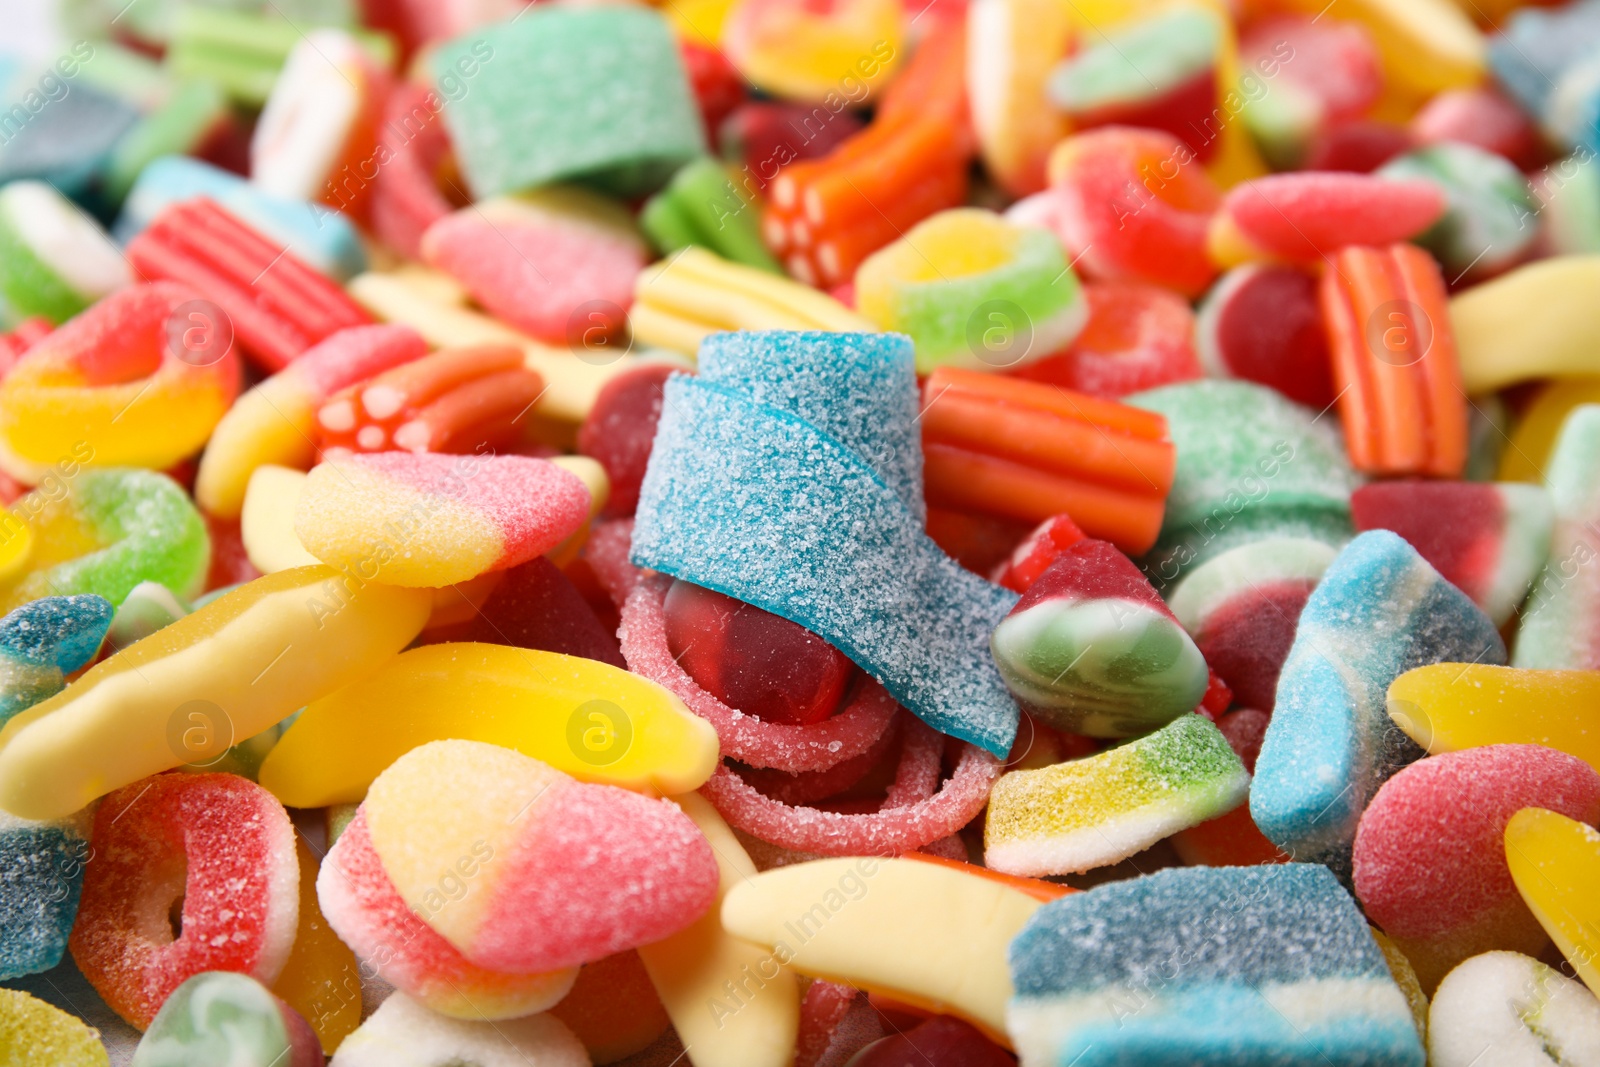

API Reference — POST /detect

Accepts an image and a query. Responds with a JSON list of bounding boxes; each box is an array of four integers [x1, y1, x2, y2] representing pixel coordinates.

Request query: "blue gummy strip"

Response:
[[114, 155, 367, 280], [1249, 531, 1504, 875], [0, 595, 113, 674], [631, 334, 1019, 756]]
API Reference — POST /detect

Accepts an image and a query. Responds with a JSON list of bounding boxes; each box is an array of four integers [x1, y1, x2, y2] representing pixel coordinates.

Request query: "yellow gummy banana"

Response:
[[1499, 378, 1600, 484], [258, 642, 720, 806], [1451, 257, 1600, 393], [1388, 665, 1600, 774], [1505, 807, 1600, 997], [0, 566, 431, 820]]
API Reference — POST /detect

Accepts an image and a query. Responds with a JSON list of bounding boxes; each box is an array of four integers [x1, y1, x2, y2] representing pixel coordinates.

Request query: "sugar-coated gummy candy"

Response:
[[1388, 664, 1600, 774], [1129, 378, 1359, 583], [131, 971, 322, 1067], [1251, 530, 1506, 878], [105, 581, 190, 653], [991, 539, 1208, 737], [0, 594, 111, 728], [635, 794, 798, 1067], [1168, 537, 1337, 711], [426, 556, 625, 668], [1353, 744, 1600, 990], [1352, 480, 1553, 627], [1377, 142, 1537, 280], [640, 157, 784, 273], [984, 712, 1250, 876], [1428, 951, 1600, 1067], [0, 806, 91, 981], [115, 155, 367, 282], [1009, 279, 1201, 399], [240, 466, 319, 574], [1208, 172, 1445, 266], [0, 282, 241, 471], [1, 468, 209, 615], [1499, 378, 1600, 485], [720, 856, 1046, 1042], [260, 641, 717, 806], [361, 740, 718, 974], [434, 6, 705, 199], [1007, 864, 1425, 1067], [1514, 405, 1600, 670], [0, 180, 129, 325], [632, 331, 1021, 756], [547, 950, 671, 1064], [853, 208, 1087, 374], [69, 773, 299, 1029], [294, 451, 592, 587], [317, 808, 578, 1020], [327, 991, 587, 1067], [196, 323, 428, 519], [1504, 807, 1600, 997], [1194, 264, 1334, 409], [0, 566, 429, 821], [1237, 16, 1381, 169], [0, 987, 108, 1067]]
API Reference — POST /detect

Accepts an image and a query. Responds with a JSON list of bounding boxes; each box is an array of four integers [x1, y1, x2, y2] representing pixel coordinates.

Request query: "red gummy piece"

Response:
[[721, 101, 866, 184], [925, 508, 1035, 579], [1189, 575, 1318, 712], [850, 1016, 1016, 1067], [1199, 265, 1334, 409], [1196, 669, 1233, 718], [1072, 66, 1223, 164], [662, 578, 853, 727], [577, 363, 675, 518], [69, 774, 299, 1029], [1242, 16, 1382, 132], [426, 556, 624, 668], [1011, 280, 1201, 398], [369, 83, 457, 260], [1014, 537, 1179, 621], [1353, 744, 1600, 989], [1351, 481, 1518, 611], [991, 514, 1087, 593], [680, 40, 746, 147], [203, 514, 263, 592], [0, 316, 52, 377], [1221, 172, 1445, 261], [1413, 88, 1542, 170], [1302, 121, 1414, 173], [126, 197, 373, 373]]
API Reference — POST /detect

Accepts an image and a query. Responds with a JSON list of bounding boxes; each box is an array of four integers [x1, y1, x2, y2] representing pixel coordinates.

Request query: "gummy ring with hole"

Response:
[[620, 574, 898, 773], [698, 728, 1001, 856], [737, 715, 903, 807], [0, 282, 241, 471], [68, 773, 299, 1029]]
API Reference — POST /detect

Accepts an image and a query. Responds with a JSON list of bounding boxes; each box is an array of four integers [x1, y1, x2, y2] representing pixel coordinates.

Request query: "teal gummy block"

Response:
[[434, 7, 706, 199]]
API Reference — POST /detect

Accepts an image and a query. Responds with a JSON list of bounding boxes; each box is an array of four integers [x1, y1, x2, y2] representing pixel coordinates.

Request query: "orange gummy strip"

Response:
[[926, 367, 1172, 443], [924, 443, 1166, 555], [415, 368, 547, 453], [362, 343, 526, 413]]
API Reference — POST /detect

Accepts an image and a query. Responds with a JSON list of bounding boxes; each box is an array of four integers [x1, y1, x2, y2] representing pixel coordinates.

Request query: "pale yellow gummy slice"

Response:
[[1505, 807, 1600, 998], [1388, 664, 1600, 775]]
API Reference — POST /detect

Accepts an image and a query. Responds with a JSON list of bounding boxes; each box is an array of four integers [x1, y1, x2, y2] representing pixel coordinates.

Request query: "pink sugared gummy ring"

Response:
[[699, 715, 1001, 856], [620, 574, 898, 773], [318, 808, 578, 1021], [68, 773, 299, 1029]]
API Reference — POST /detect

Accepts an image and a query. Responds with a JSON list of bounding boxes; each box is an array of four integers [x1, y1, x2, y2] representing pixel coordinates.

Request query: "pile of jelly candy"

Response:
[[7, 0, 1600, 1064]]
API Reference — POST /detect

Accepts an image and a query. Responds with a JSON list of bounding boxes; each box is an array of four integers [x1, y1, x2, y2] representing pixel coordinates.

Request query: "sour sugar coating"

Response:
[[1514, 404, 1600, 670], [0, 806, 91, 981], [1429, 951, 1600, 1067], [1209, 172, 1446, 268], [317, 808, 577, 1020], [984, 712, 1249, 877], [1008, 279, 1201, 399], [1007, 864, 1425, 1067], [1193, 264, 1334, 409], [294, 451, 592, 587], [361, 739, 718, 975], [853, 208, 1086, 374], [0, 281, 240, 471], [1236, 16, 1382, 170], [1352, 480, 1554, 627], [1388, 664, 1600, 773], [196, 323, 428, 519], [631, 331, 1021, 756], [328, 991, 588, 1067], [990, 538, 1208, 737], [0, 180, 129, 325], [131, 971, 321, 1067], [1377, 141, 1538, 280], [420, 201, 646, 345], [433, 6, 705, 199], [0, 988, 108, 1067], [0, 469, 209, 614], [1251, 530, 1505, 879], [0, 594, 112, 728], [1128, 378, 1359, 584], [1353, 745, 1600, 991], [1504, 807, 1600, 997], [1168, 538, 1337, 711], [68, 773, 299, 1029]]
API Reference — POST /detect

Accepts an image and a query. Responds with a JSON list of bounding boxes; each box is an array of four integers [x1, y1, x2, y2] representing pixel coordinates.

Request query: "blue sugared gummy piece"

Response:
[[632, 331, 1020, 756], [1007, 864, 1425, 1067], [1250, 530, 1504, 879], [0, 594, 113, 729]]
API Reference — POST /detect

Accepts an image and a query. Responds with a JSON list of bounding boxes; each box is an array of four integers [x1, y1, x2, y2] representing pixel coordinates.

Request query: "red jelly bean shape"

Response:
[[1196, 264, 1335, 409]]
